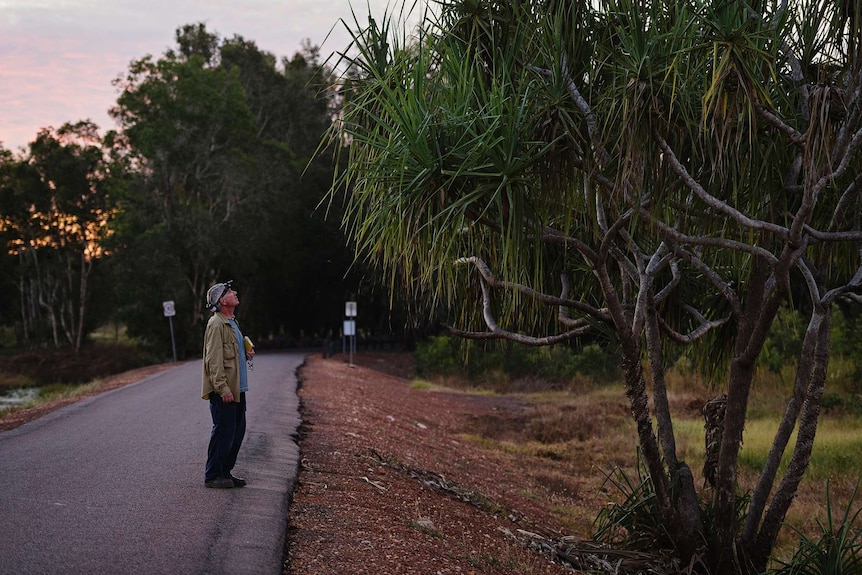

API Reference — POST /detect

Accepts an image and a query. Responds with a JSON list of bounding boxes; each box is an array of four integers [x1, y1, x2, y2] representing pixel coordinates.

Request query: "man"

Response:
[[201, 280, 254, 489]]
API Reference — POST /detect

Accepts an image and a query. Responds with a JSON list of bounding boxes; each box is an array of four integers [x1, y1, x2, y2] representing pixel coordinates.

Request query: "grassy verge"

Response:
[[0, 380, 105, 418], [0, 344, 163, 425], [0, 344, 159, 390], [420, 368, 862, 565]]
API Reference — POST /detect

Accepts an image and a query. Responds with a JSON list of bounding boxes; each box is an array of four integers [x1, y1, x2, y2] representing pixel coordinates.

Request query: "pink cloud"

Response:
[[0, 0, 425, 152]]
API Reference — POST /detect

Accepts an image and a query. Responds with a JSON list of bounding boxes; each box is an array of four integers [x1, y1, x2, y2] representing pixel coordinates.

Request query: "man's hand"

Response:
[[221, 391, 234, 403]]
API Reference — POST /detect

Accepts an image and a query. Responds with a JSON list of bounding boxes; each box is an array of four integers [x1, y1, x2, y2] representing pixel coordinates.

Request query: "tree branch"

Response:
[[444, 274, 596, 346], [755, 103, 805, 146], [640, 208, 780, 264], [654, 256, 680, 306], [833, 69, 862, 156], [804, 226, 862, 242], [654, 132, 790, 238], [455, 256, 612, 322], [559, 273, 608, 329], [828, 173, 862, 232], [658, 305, 731, 344], [540, 226, 598, 263], [527, 56, 610, 168], [821, 265, 862, 306], [444, 323, 594, 345], [670, 245, 743, 318]]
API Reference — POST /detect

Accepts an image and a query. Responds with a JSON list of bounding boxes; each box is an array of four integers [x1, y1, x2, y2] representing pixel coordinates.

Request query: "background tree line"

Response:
[[0, 23, 405, 358]]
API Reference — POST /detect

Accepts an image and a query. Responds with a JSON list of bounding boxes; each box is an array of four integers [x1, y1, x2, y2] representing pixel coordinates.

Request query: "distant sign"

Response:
[[162, 301, 176, 317], [343, 320, 356, 336], [345, 301, 357, 317]]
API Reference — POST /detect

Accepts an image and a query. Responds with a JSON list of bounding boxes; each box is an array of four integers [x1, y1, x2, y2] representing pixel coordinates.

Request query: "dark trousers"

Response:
[[205, 391, 246, 481]]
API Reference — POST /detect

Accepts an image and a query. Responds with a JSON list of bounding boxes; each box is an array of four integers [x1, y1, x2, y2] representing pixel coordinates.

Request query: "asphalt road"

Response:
[[0, 351, 305, 575]]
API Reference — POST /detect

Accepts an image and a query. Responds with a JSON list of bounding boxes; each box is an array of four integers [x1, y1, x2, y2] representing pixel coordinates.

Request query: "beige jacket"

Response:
[[201, 312, 241, 401]]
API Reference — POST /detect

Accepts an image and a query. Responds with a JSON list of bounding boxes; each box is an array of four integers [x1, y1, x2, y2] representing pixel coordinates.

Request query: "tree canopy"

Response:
[[107, 24, 358, 354], [0, 122, 124, 351]]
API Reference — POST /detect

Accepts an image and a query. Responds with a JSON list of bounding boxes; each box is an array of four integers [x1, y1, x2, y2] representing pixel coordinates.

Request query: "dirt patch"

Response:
[[284, 352, 619, 575]]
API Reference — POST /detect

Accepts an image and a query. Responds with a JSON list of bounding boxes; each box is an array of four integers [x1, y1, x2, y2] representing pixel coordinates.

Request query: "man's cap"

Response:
[[205, 280, 233, 311]]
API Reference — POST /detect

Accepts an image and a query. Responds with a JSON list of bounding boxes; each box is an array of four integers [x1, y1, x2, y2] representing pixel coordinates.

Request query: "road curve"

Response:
[[0, 351, 305, 575]]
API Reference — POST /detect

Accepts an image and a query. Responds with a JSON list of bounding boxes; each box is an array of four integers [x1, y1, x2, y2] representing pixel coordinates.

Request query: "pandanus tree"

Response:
[[330, 0, 862, 572]]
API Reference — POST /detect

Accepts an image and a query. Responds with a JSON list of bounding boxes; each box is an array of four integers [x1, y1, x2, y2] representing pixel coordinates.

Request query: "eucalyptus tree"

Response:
[[0, 122, 123, 351], [110, 24, 259, 345], [0, 147, 18, 338], [220, 39, 359, 338], [110, 23, 358, 352], [330, 0, 862, 572]]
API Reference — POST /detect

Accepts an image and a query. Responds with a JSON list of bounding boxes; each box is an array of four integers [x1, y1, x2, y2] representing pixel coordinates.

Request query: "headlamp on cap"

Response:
[[205, 280, 233, 312]]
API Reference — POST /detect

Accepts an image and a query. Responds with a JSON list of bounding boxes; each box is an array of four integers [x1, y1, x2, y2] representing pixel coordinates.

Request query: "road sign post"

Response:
[[162, 301, 177, 362], [345, 301, 357, 367]]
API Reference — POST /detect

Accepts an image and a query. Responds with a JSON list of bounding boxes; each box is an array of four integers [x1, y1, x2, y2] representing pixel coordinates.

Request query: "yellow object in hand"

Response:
[[243, 336, 254, 353]]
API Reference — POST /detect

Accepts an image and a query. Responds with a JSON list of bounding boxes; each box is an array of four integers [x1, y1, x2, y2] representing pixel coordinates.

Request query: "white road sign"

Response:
[[343, 320, 355, 336], [345, 301, 357, 317], [162, 301, 176, 317]]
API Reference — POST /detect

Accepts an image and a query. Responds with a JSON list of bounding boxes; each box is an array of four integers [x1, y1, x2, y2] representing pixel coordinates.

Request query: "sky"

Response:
[[0, 0, 423, 152]]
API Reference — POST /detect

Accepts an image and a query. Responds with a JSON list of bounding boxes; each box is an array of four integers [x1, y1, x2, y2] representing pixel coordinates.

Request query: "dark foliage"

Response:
[[0, 344, 159, 387]]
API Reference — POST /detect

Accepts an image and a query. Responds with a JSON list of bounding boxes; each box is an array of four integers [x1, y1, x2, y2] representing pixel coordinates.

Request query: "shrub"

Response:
[[0, 344, 159, 387], [414, 335, 620, 387], [593, 452, 676, 551], [771, 482, 862, 575], [595, 450, 751, 569], [760, 306, 805, 375], [759, 306, 862, 392], [414, 335, 463, 377]]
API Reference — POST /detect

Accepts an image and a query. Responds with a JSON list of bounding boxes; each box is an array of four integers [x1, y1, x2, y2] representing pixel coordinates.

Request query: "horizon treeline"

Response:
[[0, 23, 408, 359]]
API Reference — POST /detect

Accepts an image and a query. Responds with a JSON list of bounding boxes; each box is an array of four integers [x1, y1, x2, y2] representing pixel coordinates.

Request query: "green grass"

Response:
[[665, 403, 862, 482], [409, 378, 434, 390], [412, 357, 862, 569], [88, 322, 138, 345], [0, 371, 37, 390], [0, 379, 106, 420], [670, 418, 708, 463], [36, 380, 104, 401], [738, 417, 862, 480], [0, 326, 17, 348]]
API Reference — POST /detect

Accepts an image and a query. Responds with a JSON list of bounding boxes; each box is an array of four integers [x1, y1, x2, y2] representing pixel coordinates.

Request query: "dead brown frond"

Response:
[[500, 528, 705, 575]]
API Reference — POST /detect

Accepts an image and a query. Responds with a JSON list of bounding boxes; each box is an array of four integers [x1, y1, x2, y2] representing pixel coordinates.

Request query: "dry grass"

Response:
[[456, 539, 559, 574], [453, 384, 638, 537], [428, 366, 862, 563]]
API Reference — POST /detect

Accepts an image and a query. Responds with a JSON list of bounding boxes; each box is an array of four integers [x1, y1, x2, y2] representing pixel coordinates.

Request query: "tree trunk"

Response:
[[749, 312, 830, 572], [621, 353, 672, 511], [742, 309, 825, 549], [710, 255, 788, 574], [74, 253, 92, 354], [18, 267, 30, 344], [646, 302, 677, 469], [710, 356, 756, 575]]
